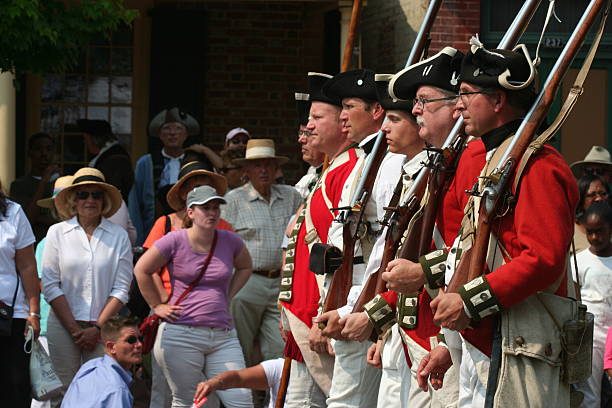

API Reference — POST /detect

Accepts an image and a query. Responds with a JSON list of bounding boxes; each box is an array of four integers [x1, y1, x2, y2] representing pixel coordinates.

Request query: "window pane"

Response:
[[63, 106, 86, 130], [111, 76, 132, 103], [64, 76, 85, 103], [90, 47, 110, 74], [111, 48, 133, 75], [88, 77, 109, 103], [111, 107, 132, 134], [87, 106, 109, 121], [67, 51, 87, 74], [41, 75, 63, 102], [41, 105, 60, 132]]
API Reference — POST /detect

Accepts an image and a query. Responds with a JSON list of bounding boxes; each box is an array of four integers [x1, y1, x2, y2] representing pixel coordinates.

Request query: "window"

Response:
[[38, 25, 134, 174]]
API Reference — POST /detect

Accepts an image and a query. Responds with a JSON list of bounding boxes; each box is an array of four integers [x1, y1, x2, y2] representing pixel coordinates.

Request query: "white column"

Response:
[[0, 72, 16, 190], [338, 0, 353, 68]]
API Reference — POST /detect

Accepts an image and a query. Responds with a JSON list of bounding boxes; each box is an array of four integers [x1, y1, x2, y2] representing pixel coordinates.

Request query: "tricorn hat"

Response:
[[166, 161, 228, 211], [148, 107, 200, 137], [307, 72, 342, 107], [389, 47, 463, 100], [460, 36, 537, 91], [234, 139, 289, 165], [295, 92, 311, 126], [375, 74, 414, 113], [570, 146, 612, 178], [323, 69, 378, 102], [54, 168, 122, 219]]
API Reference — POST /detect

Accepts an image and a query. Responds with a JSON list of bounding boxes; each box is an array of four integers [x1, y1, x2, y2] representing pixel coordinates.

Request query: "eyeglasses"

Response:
[[457, 90, 491, 105], [586, 168, 609, 176], [75, 191, 104, 200], [124, 335, 144, 345], [298, 130, 312, 138], [412, 95, 457, 110], [161, 124, 186, 132], [586, 191, 609, 199]]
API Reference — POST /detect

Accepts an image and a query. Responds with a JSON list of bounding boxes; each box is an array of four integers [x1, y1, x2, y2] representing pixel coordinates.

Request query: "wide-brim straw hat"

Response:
[[570, 146, 612, 178], [36, 175, 75, 209], [167, 161, 228, 211], [54, 168, 122, 219], [233, 139, 289, 165]]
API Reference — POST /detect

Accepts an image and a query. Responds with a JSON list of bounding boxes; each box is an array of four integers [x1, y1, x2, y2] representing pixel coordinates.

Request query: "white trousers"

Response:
[[377, 325, 403, 407], [327, 339, 381, 408], [284, 360, 327, 408], [457, 337, 488, 408], [46, 311, 104, 408], [154, 322, 252, 408]]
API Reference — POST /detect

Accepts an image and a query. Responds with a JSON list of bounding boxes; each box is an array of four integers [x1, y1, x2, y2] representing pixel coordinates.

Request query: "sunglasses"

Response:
[[75, 191, 104, 200], [124, 335, 144, 345]]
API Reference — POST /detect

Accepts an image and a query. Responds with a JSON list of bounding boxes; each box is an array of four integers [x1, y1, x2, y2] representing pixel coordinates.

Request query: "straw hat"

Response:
[[166, 161, 228, 212], [36, 175, 75, 209], [233, 139, 289, 165], [54, 168, 122, 219], [570, 146, 612, 178]]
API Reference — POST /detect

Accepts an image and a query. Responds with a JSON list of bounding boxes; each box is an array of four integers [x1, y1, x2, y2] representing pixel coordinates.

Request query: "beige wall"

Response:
[[560, 68, 608, 165], [0, 72, 16, 190]]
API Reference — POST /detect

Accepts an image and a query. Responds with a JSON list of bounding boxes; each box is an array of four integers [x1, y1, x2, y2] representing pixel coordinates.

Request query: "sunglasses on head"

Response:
[[125, 335, 144, 345], [75, 191, 104, 200]]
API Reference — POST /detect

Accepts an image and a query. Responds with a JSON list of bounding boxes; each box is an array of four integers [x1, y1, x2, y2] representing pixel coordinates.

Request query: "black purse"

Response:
[[0, 274, 19, 337]]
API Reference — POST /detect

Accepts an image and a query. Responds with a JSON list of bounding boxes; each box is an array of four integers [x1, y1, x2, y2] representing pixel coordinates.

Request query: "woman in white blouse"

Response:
[[42, 168, 133, 405]]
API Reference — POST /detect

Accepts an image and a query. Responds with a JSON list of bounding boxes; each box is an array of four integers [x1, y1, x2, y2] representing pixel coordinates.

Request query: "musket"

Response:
[[447, 0, 610, 292], [353, 0, 543, 314], [320, 0, 443, 322]]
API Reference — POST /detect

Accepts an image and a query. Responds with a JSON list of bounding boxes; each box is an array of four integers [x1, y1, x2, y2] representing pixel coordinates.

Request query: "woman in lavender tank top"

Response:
[[135, 186, 254, 407]]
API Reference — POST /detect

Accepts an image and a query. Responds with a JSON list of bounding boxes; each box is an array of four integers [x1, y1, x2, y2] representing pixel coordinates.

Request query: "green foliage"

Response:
[[0, 0, 137, 75]]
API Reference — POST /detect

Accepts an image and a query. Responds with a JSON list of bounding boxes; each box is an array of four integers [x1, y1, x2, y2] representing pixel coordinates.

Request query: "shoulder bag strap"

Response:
[[164, 215, 172, 234], [172, 230, 218, 306]]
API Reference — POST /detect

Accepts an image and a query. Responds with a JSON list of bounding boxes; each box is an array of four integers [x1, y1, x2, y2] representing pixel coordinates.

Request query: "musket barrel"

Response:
[[493, 0, 608, 175]]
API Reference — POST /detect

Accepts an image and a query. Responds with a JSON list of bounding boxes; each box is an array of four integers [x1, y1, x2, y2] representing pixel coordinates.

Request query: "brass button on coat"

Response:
[[515, 336, 525, 346]]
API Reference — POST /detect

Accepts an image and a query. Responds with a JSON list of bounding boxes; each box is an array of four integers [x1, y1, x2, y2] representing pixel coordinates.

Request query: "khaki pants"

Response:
[[230, 274, 284, 366], [46, 311, 104, 408]]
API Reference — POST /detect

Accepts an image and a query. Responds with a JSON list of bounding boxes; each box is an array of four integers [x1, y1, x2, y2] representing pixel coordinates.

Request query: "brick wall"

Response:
[[429, 0, 481, 54], [360, 0, 481, 70], [159, 1, 328, 183]]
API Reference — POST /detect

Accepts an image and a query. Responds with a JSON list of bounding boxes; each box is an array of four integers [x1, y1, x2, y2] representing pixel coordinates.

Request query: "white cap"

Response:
[[225, 127, 250, 142]]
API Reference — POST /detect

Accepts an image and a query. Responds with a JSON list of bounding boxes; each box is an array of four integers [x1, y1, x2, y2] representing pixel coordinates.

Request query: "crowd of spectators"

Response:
[[6, 100, 612, 408]]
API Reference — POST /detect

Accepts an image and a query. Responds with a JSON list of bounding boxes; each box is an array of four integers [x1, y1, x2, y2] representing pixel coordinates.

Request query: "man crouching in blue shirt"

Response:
[[62, 316, 143, 407]]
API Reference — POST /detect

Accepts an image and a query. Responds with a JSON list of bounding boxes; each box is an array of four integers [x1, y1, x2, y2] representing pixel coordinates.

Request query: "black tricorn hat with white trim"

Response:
[[322, 69, 378, 103], [375, 74, 414, 113], [307, 72, 342, 107], [460, 36, 537, 91], [295, 92, 311, 126], [389, 47, 463, 101]]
